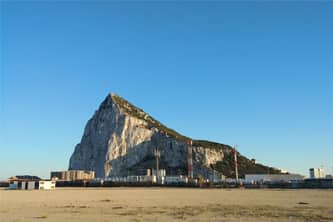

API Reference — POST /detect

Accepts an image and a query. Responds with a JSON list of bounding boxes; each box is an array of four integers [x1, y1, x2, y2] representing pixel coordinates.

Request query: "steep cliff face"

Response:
[[69, 93, 280, 178]]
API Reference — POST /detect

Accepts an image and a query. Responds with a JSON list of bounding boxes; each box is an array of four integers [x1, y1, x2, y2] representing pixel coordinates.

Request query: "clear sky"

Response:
[[1, 1, 332, 180]]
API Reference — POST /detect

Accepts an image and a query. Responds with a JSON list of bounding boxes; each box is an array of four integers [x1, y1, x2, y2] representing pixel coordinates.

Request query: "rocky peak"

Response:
[[69, 92, 280, 178]]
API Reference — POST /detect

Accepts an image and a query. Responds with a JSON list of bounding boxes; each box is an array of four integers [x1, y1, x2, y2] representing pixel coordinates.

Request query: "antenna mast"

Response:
[[234, 145, 239, 183], [154, 148, 160, 183], [188, 140, 193, 179]]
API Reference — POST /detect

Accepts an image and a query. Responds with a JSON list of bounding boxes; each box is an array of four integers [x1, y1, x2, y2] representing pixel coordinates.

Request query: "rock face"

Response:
[[69, 93, 280, 178]]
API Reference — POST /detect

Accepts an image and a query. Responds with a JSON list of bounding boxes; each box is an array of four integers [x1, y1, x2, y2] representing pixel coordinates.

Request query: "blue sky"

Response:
[[1, 2, 332, 179]]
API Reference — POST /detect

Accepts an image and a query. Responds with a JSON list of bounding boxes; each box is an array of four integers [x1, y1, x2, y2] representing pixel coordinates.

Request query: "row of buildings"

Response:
[[5, 167, 332, 189], [46, 167, 333, 184], [50, 170, 95, 181], [6, 171, 95, 190], [8, 176, 56, 190]]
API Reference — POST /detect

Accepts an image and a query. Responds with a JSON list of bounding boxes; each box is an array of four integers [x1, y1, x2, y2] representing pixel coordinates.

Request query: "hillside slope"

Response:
[[69, 93, 280, 178]]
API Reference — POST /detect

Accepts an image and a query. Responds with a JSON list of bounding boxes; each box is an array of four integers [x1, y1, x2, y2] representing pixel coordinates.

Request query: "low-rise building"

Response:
[[165, 176, 188, 185], [50, 170, 95, 181], [8, 180, 56, 190], [8, 175, 42, 190], [245, 174, 305, 184], [38, 181, 56, 190], [309, 168, 325, 179]]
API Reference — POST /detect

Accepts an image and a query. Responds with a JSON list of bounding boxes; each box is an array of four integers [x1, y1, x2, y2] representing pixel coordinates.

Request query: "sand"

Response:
[[0, 188, 333, 222]]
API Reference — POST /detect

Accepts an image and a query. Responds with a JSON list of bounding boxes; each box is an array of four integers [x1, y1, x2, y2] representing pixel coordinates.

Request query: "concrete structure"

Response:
[[165, 176, 188, 185], [19, 181, 35, 190], [8, 180, 55, 190], [309, 168, 325, 179], [38, 181, 56, 190], [245, 174, 305, 184], [8, 175, 42, 190], [101, 175, 157, 184], [51, 170, 95, 181]]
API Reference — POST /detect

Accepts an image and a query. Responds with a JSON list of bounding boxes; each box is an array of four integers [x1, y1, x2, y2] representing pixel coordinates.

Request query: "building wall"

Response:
[[309, 168, 325, 179], [27, 181, 35, 190], [20, 181, 26, 190], [51, 170, 95, 181], [8, 181, 48, 190], [38, 181, 56, 190], [245, 174, 304, 183]]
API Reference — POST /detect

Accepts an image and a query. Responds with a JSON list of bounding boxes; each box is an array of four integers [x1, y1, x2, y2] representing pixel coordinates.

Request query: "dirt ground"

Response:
[[0, 188, 333, 222]]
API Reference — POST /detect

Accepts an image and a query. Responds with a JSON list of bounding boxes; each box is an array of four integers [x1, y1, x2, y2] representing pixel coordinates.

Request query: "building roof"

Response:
[[9, 175, 41, 181]]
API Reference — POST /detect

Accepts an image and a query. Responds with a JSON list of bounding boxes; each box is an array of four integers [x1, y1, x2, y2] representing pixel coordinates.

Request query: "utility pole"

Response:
[[188, 140, 193, 179], [233, 145, 239, 184], [154, 148, 160, 183]]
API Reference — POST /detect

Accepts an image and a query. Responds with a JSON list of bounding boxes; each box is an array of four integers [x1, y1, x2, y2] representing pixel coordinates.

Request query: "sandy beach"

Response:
[[1, 188, 332, 222]]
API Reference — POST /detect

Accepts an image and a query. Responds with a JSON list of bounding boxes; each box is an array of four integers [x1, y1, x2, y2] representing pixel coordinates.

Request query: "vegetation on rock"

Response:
[[110, 93, 281, 178]]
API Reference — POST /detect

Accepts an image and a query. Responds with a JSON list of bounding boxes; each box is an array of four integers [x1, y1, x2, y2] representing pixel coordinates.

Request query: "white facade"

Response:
[[38, 181, 56, 190], [20, 181, 35, 190], [27, 181, 35, 189], [245, 174, 304, 183], [8, 181, 55, 190], [20, 181, 26, 190], [104, 175, 157, 184], [309, 168, 325, 179]]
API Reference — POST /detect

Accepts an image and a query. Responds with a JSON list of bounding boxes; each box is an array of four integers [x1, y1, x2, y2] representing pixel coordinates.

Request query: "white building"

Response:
[[245, 174, 304, 184], [8, 180, 55, 190], [309, 168, 325, 179], [38, 181, 56, 190]]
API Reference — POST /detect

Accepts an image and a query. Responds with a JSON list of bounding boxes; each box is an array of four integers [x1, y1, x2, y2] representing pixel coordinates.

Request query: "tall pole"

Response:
[[154, 148, 160, 183], [188, 140, 193, 179], [234, 145, 239, 184]]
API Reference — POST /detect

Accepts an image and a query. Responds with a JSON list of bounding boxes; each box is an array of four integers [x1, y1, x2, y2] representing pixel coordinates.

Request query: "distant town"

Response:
[[1, 166, 332, 190]]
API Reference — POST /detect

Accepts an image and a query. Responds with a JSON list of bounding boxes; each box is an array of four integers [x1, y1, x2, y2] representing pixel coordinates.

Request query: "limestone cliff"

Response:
[[69, 93, 280, 178]]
